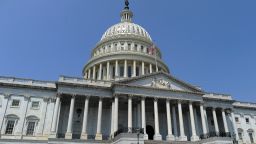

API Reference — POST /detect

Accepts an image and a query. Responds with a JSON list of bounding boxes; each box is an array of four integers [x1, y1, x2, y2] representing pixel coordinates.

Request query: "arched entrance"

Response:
[[146, 125, 154, 140]]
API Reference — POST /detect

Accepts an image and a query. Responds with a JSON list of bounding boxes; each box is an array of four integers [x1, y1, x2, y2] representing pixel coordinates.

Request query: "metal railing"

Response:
[[56, 133, 109, 140], [200, 132, 231, 139], [114, 127, 144, 137]]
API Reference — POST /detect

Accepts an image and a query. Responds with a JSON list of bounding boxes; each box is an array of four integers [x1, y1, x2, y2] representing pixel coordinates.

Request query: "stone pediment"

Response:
[[117, 72, 203, 93]]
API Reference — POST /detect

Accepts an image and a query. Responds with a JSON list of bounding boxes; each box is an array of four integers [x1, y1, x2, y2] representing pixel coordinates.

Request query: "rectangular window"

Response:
[[26, 122, 36, 136], [246, 118, 250, 124], [11, 100, 20, 107], [136, 67, 139, 76], [235, 117, 239, 122], [31, 101, 39, 109], [112, 67, 115, 78], [5, 120, 15, 134], [120, 66, 124, 77], [128, 66, 132, 77]]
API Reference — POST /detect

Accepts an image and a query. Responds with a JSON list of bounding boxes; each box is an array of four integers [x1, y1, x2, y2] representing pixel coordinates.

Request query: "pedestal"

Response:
[[143, 134, 148, 140], [166, 134, 175, 141], [153, 133, 162, 140], [48, 133, 57, 139], [65, 132, 72, 139], [190, 135, 199, 141], [178, 135, 187, 141], [95, 133, 102, 140], [80, 133, 88, 140]]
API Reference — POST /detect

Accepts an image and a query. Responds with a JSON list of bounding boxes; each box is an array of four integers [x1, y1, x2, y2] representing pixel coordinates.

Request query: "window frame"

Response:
[[245, 117, 250, 124], [5, 120, 15, 135], [25, 116, 39, 136], [238, 132, 243, 140], [26, 121, 36, 136], [235, 117, 239, 123], [10, 99, 20, 108], [31, 101, 40, 109], [4, 115, 19, 135]]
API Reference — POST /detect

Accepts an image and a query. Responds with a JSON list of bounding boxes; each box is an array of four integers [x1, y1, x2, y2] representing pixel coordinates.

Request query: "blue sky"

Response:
[[0, 0, 255, 102]]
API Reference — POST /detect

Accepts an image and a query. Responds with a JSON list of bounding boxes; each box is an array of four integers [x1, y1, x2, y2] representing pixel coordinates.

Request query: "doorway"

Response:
[[146, 125, 155, 140]]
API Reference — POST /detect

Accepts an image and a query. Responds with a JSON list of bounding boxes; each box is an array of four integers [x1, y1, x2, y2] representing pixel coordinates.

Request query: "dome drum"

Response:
[[83, 59, 168, 81]]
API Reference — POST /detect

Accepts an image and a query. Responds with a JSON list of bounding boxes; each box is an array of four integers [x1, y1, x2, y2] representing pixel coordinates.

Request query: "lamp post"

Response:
[[136, 128, 141, 144]]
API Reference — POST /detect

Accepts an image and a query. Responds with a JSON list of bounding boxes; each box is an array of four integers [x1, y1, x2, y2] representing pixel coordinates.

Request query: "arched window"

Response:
[[25, 115, 39, 136], [247, 129, 254, 143], [237, 128, 243, 141], [5, 114, 19, 135]]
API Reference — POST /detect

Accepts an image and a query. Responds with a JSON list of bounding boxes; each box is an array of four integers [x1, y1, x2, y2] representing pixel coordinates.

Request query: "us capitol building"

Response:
[[0, 1, 255, 144]]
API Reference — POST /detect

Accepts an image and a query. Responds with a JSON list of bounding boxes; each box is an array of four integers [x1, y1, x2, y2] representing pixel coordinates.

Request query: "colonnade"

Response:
[[50, 95, 236, 141], [84, 60, 161, 80]]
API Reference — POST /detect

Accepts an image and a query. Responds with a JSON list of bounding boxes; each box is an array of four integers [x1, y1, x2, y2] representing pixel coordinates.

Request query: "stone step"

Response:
[[145, 140, 198, 144]]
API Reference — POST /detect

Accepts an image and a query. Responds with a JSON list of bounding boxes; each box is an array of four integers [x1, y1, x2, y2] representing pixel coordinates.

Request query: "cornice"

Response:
[[0, 82, 56, 91], [112, 83, 205, 96], [57, 81, 112, 90]]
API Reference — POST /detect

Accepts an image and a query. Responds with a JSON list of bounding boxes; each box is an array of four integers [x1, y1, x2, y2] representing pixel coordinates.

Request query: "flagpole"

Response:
[[153, 41, 158, 72]]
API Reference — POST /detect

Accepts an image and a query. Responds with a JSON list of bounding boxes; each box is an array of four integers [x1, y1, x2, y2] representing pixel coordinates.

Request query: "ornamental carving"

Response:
[[151, 78, 171, 89]]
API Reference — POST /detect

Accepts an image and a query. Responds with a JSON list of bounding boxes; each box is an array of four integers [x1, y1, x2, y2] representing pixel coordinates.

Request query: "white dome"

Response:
[[100, 22, 152, 41]]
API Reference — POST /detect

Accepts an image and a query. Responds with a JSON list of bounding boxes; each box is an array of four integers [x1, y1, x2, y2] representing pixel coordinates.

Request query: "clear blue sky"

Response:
[[0, 0, 255, 102]]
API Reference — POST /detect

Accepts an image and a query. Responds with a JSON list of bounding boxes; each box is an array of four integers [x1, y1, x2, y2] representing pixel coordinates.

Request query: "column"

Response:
[[0, 95, 10, 135], [84, 72, 88, 79], [204, 109, 209, 133], [212, 108, 219, 135], [37, 98, 48, 135], [124, 42, 128, 50], [110, 43, 113, 52], [114, 96, 119, 132], [93, 66, 96, 80], [111, 100, 115, 137], [88, 69, 91, 79], [115, 60, 119, 78], [166, 100, 175, 141], [124, 60, 128, 78], [149, 64, 152, 73], [141, 62, 145, 75], [98, 63, 102, 80], [106, 61, 110, 80], [102, 66, 106, 80], [189, 102, 199, 141], [128, 96, 132, 132], [131, 43, 134, 51], [178, 101, 187, 141], [50, 95, 60, 136], [200, 104, 207, 137], [172, 105, 178, 139], [65, 95, 75, 139], [137, 103, 141, 127], [230, 110, 239, 141], [95, 98, 103, 140], [20, 97, 30, 136], [132, 61, 136, 77], [153, 99, 162, 140], [222, 109, 229, 133], [81, 97, 90, 139], [141, 97, 148, 140]]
